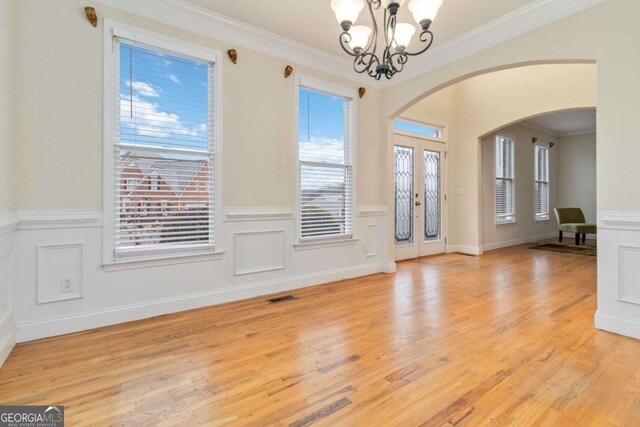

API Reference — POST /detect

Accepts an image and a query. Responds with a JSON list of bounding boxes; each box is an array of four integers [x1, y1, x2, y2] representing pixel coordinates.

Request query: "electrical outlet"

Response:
[[61, 277, 74, 293]]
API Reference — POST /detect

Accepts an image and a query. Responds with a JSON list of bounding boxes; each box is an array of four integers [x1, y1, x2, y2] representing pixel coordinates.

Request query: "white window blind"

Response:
[[113, 38, 215, 257], [535, 145, 550, 220], [298, 84, 354, 241], [496, 134, 515, 224]]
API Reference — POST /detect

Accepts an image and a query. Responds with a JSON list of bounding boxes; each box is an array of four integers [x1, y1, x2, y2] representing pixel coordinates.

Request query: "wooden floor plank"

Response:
[[0, 239, 639, 425]]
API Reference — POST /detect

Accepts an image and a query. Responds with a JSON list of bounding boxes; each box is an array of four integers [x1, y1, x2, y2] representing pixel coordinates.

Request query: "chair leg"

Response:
[[559, 231, 563, 243], [575, 233, 581, 246], [582, 233, 586, 243]]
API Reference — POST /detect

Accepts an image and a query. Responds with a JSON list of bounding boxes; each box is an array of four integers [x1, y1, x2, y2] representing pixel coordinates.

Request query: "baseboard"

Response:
[[447, 245, 483, 256], [16, 263, 382, 342], [0, 313, 15, 368], [595, 311, 640, 340], [482, 232, 558, 252], [382, 261, 396, 273]]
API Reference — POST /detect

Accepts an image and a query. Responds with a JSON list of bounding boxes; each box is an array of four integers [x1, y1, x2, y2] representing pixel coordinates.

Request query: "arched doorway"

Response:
[[386, 63, 596, 262]]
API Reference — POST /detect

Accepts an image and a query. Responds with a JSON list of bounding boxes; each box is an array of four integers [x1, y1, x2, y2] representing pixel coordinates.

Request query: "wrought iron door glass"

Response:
[[424, 150, 440, 241], [394, 145, 414, 245]]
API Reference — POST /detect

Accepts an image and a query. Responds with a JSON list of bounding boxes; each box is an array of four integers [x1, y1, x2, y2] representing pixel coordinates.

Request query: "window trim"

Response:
[[495, 132, 516, 225], [534, 145, 551, 222], [294, 75, 358, 245], [102, 20, 224, 267]]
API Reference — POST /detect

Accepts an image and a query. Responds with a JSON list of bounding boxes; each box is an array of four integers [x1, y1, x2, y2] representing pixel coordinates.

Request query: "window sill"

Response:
[[294, 237, 359, 251], [535, 217, 551, 222], [102, 250, 225, 272], [496, 221, 516, 226]]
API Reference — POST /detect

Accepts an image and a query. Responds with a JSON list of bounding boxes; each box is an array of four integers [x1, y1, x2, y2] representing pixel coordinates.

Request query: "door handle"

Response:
[[415, 201, 421, 206]]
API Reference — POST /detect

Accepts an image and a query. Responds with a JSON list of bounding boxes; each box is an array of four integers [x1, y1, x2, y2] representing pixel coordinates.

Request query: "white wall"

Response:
[[481, 124, 558, 251], [557, 132, 597, 224], [0, 0, 17, 367]]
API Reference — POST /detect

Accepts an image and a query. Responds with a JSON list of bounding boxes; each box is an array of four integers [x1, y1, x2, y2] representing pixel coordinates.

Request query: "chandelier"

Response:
[[331, 0, 443, 80]]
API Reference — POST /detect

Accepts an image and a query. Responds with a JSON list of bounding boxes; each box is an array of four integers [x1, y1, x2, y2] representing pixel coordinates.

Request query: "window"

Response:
[[140, 199, 149, 216], [108, 26, 218, 259], [535, 145, 550, 221], [297, 78, 355, 242], [394, 118, 443, 139], [150, 174, 158, 191], [495, 134, 515, 224], [126, 179, 136, 191]]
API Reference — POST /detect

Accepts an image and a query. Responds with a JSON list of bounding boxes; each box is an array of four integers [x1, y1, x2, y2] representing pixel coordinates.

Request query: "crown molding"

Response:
[[558, 128, 597, 138], [92, 0, 383, 89], [517, 121, 560, 138], [386, 0, 609, 87], [93, 0, 608, 90]]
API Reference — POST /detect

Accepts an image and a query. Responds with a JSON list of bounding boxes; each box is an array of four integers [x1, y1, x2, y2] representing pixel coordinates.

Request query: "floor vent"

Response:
[[267, 295, 297, 304]]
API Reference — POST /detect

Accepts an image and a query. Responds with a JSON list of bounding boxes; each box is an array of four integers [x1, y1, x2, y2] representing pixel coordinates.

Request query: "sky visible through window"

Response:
[[394, 119, 440, 138], [119, 42, 209, 152], [299, 87, 347, 165]]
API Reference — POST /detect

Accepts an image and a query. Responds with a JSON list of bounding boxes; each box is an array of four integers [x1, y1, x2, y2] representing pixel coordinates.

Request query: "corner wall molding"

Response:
[[0, 214, 20, 237], [92, 0, 607, 90], [18, 210, 103, 230]]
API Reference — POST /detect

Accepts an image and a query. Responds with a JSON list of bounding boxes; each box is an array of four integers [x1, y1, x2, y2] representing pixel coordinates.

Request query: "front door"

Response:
[[394, 134, 446, 261]]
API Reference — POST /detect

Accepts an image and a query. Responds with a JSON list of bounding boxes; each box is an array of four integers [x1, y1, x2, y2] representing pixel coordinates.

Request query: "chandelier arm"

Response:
[[404, 30, 435, 56], [338, 32, 361, 58], [364, 0, 378, 54], [388, 51, 408, 73], [354, 52, 379, 75], [383, 8, 392, 49]]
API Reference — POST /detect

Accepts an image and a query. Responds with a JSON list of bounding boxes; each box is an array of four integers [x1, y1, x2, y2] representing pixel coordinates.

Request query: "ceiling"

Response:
[[524, 109, 596, 137], [184, 0, 538, 57]]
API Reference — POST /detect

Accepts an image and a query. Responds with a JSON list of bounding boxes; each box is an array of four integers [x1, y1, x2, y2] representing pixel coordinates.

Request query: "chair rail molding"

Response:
[[18, 210, 103, 230], [224, 207, 294, 222], [358, 205, 388, 217], [92, 0, 607, 90], [0, 213, 19, 237], [598, 210, 640, 231]]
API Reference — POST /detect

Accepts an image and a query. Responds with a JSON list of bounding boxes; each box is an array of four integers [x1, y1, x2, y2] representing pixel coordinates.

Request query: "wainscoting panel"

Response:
[[12, 207, 388, 342], [596, 211, 640, 340], [234, 230, 286, 275], [618, 245, 640, 305], [37, 243, 84, 304], [365, 224, 378, 257]]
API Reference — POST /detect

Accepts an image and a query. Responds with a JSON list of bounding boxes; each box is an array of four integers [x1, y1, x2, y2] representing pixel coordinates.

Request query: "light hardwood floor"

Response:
[[1, 241, 639, 426]]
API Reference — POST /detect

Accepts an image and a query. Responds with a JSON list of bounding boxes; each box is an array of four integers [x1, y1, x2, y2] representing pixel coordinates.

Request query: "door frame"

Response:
[[393, 118, 448, 261]]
